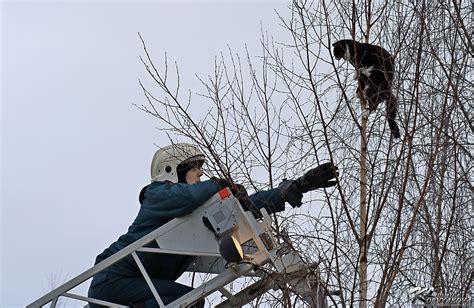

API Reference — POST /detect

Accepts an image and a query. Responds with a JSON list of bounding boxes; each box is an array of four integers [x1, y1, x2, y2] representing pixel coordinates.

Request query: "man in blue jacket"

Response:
[[88, 143, 338, 307]]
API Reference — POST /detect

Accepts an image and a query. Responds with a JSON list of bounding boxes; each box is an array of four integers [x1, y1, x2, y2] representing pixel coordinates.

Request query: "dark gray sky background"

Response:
[[1, 1, 288, 306]]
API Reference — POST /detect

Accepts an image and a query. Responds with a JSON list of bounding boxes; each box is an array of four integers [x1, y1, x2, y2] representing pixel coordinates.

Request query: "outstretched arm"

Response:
[[249, 188, 286, 215]]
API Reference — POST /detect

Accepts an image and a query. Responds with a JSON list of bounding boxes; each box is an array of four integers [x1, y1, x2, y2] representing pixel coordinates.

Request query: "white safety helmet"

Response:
[[150, 143, 206, 183]]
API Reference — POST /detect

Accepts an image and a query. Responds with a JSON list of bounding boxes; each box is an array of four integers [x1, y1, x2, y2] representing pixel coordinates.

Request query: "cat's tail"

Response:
[[386, 94, 401, 138]]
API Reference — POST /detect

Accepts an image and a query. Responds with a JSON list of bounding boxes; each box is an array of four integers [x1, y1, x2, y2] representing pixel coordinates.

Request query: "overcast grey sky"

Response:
[[1, 1, 289, 306]]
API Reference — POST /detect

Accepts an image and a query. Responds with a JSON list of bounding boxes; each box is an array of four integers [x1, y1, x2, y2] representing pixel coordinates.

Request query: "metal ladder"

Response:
[[28, 188, 327, 307]]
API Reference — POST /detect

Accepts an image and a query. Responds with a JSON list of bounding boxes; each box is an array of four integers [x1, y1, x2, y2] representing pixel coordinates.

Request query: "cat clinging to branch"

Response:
[[333, 39, 401, 139]]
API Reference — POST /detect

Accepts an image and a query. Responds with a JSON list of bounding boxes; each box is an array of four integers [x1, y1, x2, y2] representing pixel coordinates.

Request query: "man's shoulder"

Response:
[[147, 180, 174, 191]]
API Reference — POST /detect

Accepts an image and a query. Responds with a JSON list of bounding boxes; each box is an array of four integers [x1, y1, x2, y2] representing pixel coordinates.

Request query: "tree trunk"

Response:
[[359, 103, 369, 308]]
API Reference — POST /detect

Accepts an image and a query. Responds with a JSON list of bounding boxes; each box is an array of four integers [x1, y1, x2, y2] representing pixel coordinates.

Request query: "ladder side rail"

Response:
[[214, 275, 277, 307], [185, 256, 230, 274], [166, 263, 255, 308], [136, 247, 220, 257], [61, 293, 129, 307], [27, 211, 205, 307], [217, 287, 234, 299], [28, 194, 224, 307], [31, 192, 303, 307]]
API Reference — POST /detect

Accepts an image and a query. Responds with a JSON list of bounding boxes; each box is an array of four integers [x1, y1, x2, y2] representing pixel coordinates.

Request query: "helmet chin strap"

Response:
[[177, 163, 194, 183], [177, 158, 206, 183]]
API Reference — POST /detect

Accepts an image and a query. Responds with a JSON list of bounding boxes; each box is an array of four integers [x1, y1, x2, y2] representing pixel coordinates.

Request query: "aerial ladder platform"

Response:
[[28, 188, 327, 307]]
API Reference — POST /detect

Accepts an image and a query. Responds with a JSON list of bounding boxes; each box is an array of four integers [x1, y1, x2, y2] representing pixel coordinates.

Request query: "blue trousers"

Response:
[[88, 272, 201, 307]]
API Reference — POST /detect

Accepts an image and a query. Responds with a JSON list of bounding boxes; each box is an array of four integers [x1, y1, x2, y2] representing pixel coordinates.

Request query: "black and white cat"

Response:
[[333, 39, 401, 138]]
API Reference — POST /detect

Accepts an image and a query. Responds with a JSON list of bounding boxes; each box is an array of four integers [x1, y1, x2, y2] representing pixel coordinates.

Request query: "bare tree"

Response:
[[136, 0, 472, 306]]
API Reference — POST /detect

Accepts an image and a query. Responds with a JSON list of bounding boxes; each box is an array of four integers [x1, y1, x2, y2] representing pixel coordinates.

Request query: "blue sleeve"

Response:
[[143, 180, 221, 218], [249, 188, 286, 215]]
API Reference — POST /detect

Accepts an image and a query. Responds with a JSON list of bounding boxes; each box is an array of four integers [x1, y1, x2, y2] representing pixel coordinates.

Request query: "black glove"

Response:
[[295, 162, 338, 193], [210, 177, 249, 197], [228, 183, 263, 218], [210, 177, 231, 189], [278, 180, 304, 208], [212, 178, 263, 218], [278, 162, 338, 208], [229, 183, 248, 199]]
